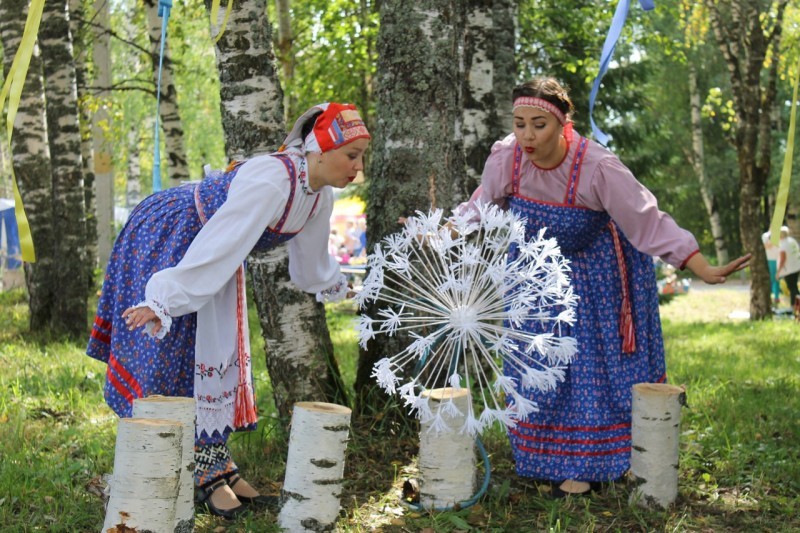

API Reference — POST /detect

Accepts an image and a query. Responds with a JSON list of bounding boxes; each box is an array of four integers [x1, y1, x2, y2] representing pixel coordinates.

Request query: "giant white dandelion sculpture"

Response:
[[356, 202, 579, 436]]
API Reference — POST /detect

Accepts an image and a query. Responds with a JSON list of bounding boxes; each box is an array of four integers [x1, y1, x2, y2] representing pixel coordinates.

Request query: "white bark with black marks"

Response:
[[629, 383, 685, 509], [40, 0, 90, 335], [144, 0, 190, 185], [279, 402, 352, 532], [419, 388, 476, 508], [0, 0, 54, 330], [103, 418, 183, 532], [132, 396, 196, 533], [210, 0, 347, 420]]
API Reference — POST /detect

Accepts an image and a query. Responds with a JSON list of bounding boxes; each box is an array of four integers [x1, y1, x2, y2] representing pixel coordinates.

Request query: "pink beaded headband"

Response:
[[513, 96, 567, 125]]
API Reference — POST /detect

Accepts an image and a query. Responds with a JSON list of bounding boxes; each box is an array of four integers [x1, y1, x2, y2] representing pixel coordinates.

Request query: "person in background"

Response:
[[456, 77, 750, 498], [87, 103, 369, 518], [762, 231, 782, 305], [777, 225, 800, 310], [355, 218, 367, 258]]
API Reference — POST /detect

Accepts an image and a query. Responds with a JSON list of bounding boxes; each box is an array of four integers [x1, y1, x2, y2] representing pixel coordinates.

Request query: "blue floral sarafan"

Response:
[[504, 136, 666, 482]]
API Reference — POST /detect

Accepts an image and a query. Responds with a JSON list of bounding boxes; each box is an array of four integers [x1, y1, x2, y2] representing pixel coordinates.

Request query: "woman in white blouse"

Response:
[[87, 103, 369, 518]]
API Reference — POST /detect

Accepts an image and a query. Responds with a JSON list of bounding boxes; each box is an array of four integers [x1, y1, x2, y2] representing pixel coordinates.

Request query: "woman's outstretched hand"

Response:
[[122, 305, 162, 336], [686, 252, 752, 285]]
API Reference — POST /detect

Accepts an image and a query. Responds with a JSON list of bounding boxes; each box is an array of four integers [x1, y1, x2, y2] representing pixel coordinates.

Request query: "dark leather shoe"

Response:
[[196, 479, 247, 519], [225, 473, 279, 509]]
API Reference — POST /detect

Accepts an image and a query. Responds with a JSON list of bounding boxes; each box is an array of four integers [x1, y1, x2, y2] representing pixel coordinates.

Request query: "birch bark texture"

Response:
[[132, 396, 196, 533], [356, 0, 467, 411], [279, 402, 352, 532], [462, 0, 516, 191], [0, 0, 55, 330], [629, 383, 685, 509], [103, 418, 184, 532], [40, 0, 90, 336], [419, 388, 476, 509], [209, 0, 347, 420], [144, 0, 190, 185]]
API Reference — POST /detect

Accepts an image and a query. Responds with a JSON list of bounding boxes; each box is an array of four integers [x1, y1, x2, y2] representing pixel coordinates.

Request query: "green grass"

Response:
[[1, 286, 798, 531]]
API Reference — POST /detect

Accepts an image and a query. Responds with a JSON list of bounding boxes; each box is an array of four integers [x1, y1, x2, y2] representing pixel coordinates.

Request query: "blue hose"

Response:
[[402, 435, 491, 512]]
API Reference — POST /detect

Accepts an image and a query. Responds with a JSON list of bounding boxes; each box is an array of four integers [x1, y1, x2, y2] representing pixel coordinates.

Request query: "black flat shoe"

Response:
[[550, 480, 602, 499], [196, 479, 247, 519], [225, 473, 280, 510]]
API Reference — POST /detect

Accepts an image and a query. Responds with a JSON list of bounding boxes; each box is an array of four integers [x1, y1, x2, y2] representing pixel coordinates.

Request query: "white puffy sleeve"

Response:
[[287, 187, 347, 301], [142, 158, 288, 322]]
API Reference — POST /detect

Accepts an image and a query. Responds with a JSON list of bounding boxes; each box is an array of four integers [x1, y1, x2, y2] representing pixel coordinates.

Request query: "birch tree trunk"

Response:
[[0, 0, 56, 331], [132, 396, 196, 533], [248, 253, 348, 418], [704, 0, 789, 320], [462, 0, 515, 191], [279, 402, 351, 532], [629, 383, 685, 509], [103, 418, 183, 532], [687, 63, 728, 266], [355, 0, 467, 413], [144, 0, 190, 186], [68, 0, 99, 274], [40, 0, 90, 336], [209, 0, 347, 420], [419, 388, 475, 509], [126, 126, 143, 207], [274, 0, 296, 124], [90, 0, 114, 268]]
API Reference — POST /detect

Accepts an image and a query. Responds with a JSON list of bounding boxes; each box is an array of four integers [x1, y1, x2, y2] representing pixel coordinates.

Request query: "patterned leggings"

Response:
[[195, 440, 238, 488]]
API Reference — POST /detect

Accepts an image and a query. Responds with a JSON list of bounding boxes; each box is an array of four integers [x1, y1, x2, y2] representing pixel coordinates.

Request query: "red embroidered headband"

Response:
[[513, 96, 567, 125], [311, 103, 371, 153]]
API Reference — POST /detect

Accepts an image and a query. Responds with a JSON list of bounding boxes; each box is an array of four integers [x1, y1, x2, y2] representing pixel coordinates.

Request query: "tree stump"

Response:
[[132, 396, 196, 533], [103, 418, 184, 532], [279, 402, 352, 532], [629, 383, 685, 509], [418, 388, 475, 509]]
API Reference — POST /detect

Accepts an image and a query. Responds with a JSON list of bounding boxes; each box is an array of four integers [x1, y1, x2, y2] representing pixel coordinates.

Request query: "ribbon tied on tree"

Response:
[[589, 0, 655, 146], [0, 0, 45, 263], [768, 57, 800, 247]]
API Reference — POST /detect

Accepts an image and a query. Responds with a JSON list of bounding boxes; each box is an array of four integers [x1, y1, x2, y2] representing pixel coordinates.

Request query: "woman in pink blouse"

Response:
[[458, 77, 749, 497]]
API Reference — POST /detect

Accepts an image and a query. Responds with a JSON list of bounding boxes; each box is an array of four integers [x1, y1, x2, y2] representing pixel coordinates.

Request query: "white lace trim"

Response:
[[196, 398, 236, 438], [316, 273, 349, 303], [134, 299, 172, 340]]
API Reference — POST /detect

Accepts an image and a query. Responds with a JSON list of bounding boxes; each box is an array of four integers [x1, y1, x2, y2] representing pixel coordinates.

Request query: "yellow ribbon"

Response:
[[769, 57, 800, 247], [211, 0, 234, 44], [0, 0, 45, 263]]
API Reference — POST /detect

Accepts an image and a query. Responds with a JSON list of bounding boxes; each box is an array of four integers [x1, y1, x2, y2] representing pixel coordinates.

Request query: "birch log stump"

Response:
[[279, 402, 352, 532], [103, 418, 184, 532], [629, 383, 685, 509], [132, 396, 196, 533], [419, 388, 475, 509]]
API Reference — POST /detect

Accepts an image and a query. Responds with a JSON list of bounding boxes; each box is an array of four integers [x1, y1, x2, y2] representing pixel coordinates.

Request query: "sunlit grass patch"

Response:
[[0, 284, 798, 531]]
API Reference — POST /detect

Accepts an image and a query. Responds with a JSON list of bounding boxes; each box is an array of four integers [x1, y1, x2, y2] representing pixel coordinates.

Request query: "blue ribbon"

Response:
[[152, 0, 172, 192], [588, 0, 655, 146]]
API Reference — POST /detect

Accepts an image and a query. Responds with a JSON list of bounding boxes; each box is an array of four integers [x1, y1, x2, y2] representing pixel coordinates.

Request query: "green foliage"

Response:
[[269, 0, 378, 127], [106, 0, 225, 202]]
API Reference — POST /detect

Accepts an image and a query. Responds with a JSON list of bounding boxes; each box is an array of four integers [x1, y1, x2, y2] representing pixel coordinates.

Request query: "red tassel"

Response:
[[234, 382, 258, 427], [609, 223, 636, 354], [620, 299, 636, 354], [233, 266, 258, 428]]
